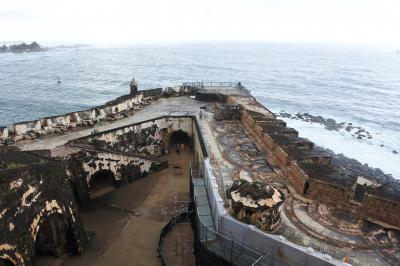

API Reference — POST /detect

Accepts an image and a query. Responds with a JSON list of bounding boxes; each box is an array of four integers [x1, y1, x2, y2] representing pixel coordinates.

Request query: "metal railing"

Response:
[[157, 210, 193, 266], [183, 81, 251, 96], [196, 217, 266, 266], [183, 81, 240, 88], [191, 162, 270, 266]]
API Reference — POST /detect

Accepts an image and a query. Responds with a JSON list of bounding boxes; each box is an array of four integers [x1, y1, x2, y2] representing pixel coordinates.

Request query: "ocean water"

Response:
[[0, 43, 399, 178]]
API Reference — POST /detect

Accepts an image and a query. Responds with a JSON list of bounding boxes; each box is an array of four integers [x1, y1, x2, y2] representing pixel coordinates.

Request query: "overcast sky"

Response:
[[1, 0, 399, 46]]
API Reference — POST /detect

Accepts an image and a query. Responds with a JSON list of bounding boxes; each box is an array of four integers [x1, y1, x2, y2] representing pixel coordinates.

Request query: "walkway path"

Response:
[[197, 115, 234, 199], [17, 97, 204, 151]]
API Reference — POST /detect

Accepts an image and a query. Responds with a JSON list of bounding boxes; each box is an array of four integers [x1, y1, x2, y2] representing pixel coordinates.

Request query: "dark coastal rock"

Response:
[[313, 145, 396, 186], [278, 111, 373, 141]]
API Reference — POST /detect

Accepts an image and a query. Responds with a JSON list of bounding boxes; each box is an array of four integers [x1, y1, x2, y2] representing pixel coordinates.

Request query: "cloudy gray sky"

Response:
[[1, 0, 399, 46]]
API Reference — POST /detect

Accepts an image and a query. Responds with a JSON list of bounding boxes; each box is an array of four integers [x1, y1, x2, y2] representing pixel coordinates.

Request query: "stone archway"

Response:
[[88, 169, 117, 199], [168, 130, 191, 151], [35, 213, 76, 259]]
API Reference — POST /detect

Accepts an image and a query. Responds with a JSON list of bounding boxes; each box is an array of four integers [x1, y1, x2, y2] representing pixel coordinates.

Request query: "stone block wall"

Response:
[[234, 97, 310, 195], [66, 115, 195, 204], [229, 95, 400, 228], [141, 88, 163, 99], [235, 94, 400, 228], [214, 105, 241, 121], [73, 116, 194, 157], [0, 86, 196, 144], [66, 150, 167, 205], [307, 179, 400, 227], [3, 93, 144, 143], [195, 92, 228, 102], [239, 104, 354, 218], [192, 118, 208, 172], [0, 127, 8, 139], [0, 151, 87, 266], [307, 179, 351, 202], [286, 163, 309, 194], [272, 146, 291, 169], [164, 86, 195, 97], [361, 195, 400, 227]]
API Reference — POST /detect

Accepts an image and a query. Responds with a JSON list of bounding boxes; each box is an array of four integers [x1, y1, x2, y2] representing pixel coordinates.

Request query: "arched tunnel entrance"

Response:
[[168, 130, 191, 154], [89, 169, 117, 199], [35, 213, 76, 259]]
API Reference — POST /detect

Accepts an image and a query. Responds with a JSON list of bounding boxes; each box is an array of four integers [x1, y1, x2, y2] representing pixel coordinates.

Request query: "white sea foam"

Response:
[[280, 118, 400, 179]]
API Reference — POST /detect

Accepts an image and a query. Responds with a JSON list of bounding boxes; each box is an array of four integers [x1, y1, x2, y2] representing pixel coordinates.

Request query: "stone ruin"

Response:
[[214, 104, 241, 121], [226, 179, 285, 232], [0, 147, 88, 265], [0, 115, 196, 265]]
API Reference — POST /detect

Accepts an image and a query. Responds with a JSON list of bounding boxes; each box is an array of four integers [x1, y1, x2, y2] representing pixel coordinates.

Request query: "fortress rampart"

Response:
[[0, 86, 194, 144], [1, 82, 399, 266], [5, 94, 144, 142], [0, 149, 88, 265], [227, 95, 400, 229], [66, 115, 198, 205]]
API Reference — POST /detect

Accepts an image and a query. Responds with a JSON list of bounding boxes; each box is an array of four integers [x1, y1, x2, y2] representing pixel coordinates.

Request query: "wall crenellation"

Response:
[[229, 95, 400, 229]]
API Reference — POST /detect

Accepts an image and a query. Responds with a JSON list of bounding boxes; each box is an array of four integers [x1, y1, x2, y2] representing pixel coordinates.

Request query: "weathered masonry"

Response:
[[0, 82, 399, 266], [0, 115, 205, 266], [0, 87, 202, 266], [0, 148, 87, 266], [0, 86, 195, 144], [226, 180, 285, 232], [67, 150, 167, 203], [228, 96, 400, 229], [65, 116, 205, 205]]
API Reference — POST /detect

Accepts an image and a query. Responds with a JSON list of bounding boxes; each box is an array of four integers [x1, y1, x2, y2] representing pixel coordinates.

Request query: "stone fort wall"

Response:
[[0, 86, 195, 144], [0, 150, 87, 266], [227, 96, 400, 229], [66, 115, 196, 205]]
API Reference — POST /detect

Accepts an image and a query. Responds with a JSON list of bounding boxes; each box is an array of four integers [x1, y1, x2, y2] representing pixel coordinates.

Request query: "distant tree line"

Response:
[[0, 42, 44, 53]]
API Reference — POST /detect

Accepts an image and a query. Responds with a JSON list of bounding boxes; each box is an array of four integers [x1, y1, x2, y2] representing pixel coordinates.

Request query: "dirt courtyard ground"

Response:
[[36, 149, 195, 266]]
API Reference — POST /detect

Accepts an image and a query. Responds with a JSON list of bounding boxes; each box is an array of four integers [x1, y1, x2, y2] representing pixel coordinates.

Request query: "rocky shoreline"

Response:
[[314, 145, 395, 181], [278, 111, 398, 155], [279, 112, 373, 140], [313, 144, 400, 202]]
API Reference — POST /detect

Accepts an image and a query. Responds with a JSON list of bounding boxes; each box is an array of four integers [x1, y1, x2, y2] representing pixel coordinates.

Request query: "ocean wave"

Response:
[[279, 117, 400, 179]]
